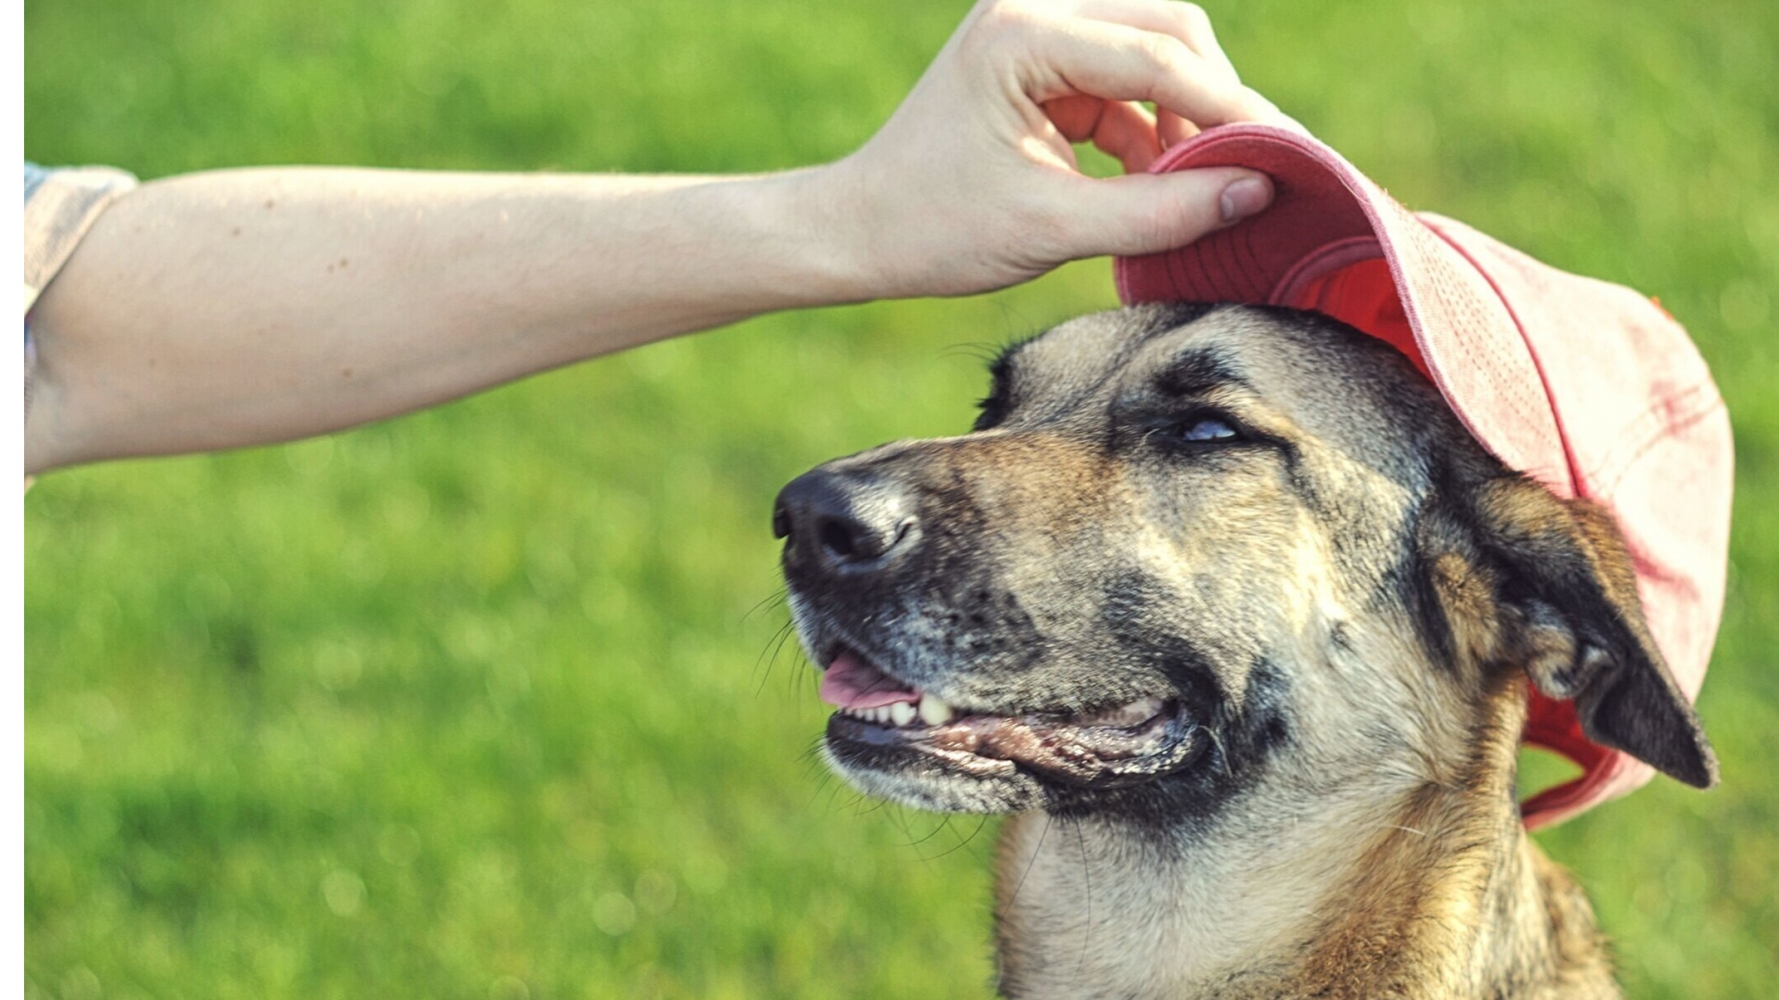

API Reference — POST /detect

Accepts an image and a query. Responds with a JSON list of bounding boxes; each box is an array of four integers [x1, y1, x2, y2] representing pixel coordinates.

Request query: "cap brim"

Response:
[[1114, 124, 1570, 490]]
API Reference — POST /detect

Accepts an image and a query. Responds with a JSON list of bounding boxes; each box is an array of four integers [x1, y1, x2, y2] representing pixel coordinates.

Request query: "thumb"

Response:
[[1056, 167, 1273, 257]]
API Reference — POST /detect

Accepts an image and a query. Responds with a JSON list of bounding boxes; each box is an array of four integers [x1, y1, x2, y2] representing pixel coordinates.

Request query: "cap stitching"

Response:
[[1199, 227, 1240, 301], [1266, 236, 1385, 305], [1420, 221, 1577, 494], [1592, 384, 1727, 497], [1230, 222, 1269, 301]]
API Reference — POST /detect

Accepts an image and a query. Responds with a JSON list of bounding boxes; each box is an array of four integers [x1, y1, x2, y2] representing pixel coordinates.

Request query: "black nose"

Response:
[[773, 469, 918, 572]]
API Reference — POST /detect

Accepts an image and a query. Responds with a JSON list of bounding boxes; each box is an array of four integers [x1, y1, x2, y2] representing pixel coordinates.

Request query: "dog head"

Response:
[[776, 305, 1715, 824]]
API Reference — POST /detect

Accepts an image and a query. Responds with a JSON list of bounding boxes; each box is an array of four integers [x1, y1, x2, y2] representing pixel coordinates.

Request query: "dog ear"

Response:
[[1466, 475, 1717, 789]]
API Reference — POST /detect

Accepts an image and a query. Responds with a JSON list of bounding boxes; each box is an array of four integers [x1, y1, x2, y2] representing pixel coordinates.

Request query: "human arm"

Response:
[[23, 0, 1290, 474], [23, 169, 875, 471]]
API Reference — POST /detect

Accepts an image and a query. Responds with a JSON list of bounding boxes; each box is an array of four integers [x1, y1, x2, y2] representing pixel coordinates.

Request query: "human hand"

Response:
[[820, 0, 1299, 298]]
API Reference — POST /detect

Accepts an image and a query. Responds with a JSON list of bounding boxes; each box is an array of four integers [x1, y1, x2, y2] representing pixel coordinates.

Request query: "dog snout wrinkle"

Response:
[[774, 469, 918, 573]]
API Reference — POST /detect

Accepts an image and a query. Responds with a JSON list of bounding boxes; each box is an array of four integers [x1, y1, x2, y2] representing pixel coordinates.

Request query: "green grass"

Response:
[[24, 0, 1779, 997]]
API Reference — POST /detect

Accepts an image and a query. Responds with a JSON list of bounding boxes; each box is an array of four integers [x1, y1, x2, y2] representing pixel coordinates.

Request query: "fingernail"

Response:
[[1220, 176, 1272, 223]]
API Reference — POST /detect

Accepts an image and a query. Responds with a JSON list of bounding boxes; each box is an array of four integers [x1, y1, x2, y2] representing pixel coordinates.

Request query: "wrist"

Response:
[[773, 158, 881, 306]]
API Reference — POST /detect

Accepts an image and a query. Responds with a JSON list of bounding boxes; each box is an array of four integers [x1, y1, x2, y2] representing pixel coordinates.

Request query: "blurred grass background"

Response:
[[22, 0, 1778, 996]]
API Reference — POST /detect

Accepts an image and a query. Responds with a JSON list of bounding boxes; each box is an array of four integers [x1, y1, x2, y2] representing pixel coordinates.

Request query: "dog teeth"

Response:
[[839, 694, 1156, 729], [918, 695, 955, 726], [840, 694, 958, 728]]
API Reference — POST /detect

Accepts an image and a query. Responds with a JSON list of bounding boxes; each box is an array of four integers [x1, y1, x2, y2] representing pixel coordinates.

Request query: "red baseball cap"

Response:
[[1114, 124, 1731, 829]]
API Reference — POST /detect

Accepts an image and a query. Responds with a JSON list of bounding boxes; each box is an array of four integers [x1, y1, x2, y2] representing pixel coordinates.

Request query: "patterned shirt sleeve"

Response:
[[24, 161, 138, 424]]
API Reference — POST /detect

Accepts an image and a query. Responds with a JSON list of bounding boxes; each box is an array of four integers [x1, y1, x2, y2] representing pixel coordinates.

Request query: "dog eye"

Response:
[[1179, 417, 1238, 442]]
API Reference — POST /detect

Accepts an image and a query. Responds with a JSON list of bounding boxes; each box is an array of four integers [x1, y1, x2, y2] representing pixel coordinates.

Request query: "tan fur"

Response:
[[784, 306, 1711, 999], [989, 644, 1622, 1000], [974, 318, 1648, 996], [1288, 678, 1616, 999]]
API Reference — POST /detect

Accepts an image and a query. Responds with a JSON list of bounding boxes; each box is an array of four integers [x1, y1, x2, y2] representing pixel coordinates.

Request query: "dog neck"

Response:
[[990, 676, 1618, 1000]]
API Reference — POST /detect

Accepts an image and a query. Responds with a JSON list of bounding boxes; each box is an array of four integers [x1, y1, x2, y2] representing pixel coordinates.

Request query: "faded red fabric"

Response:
[[1114, 124, 1731, 829]]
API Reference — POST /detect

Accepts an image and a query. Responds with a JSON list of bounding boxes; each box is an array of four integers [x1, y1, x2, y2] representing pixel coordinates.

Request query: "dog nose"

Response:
[[773, 470, 917, 571]]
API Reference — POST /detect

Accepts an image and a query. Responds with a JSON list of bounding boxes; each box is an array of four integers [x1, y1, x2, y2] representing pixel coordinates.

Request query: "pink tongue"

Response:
[[819, 652, 919, 709]]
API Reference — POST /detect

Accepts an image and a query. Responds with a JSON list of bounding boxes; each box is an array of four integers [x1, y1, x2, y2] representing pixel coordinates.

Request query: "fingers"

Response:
[[1045, 93, 1109, 142], [1068, 0, 1233, 148], [1043, 95, 1163, 172], [836, 0, 1294, 296], [1090, 100, 1163, 171], [1009, 16, 1283, 132], [973, 0, 1298, 146], [1069, 0, 1239, 80], [1156, 109, 1198, 148], [1053, 167, 1274, 257]]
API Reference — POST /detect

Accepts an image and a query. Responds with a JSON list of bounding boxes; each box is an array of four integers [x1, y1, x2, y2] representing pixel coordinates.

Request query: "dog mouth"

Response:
[[820, 648, 1200, 791]]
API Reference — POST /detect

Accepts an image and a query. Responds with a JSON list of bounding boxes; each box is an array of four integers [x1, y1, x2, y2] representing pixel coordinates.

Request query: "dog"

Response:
[[773, 303, 1717, 999]]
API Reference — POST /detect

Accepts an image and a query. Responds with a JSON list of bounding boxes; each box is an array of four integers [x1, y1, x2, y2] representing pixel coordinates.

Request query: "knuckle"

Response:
[[977, 0, 1036, 34], [1135, 31, 1189, 75], [1163, 4, 1217, 57], [1024, 201, 1085, 259], [964, 1, 1031, 58], [1153, 201, 1217, 249], [1119, 203, 1181, 254], [1175, 2, 1212, 34]]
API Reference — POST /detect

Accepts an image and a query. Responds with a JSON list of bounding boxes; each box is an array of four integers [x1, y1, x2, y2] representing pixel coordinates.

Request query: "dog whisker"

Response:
[[1002, 814, 1054, 918], [741, 587, 790, 623], [753, 618, 798, 696], [1072, 818, 1094, 991], [924, 815, 992, 863]]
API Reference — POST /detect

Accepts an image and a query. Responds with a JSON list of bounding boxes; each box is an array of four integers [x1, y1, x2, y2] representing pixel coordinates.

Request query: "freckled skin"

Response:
[[782, 305, 1714, 999]]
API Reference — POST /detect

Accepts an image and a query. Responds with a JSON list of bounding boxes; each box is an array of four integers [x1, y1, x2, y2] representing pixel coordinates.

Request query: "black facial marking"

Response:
[[975, 337, 1035, 431], [1061, 568, 1302, 829], [1274, 439, 1325, 514], [1400, 458, 1495, 676], [980, 304, 1221, 433], [1098, 569, 1174, 635], [1047, 658, 1293, 830], [1403, 529, 1461, 674], [1096, 571, 1239, 716], [1151, 348, 1252, 400]]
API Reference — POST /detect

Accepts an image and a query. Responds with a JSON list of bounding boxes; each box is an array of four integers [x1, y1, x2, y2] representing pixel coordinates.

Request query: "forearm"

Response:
[[24, 0, 1292, 475], [24, 165, 858, 472]]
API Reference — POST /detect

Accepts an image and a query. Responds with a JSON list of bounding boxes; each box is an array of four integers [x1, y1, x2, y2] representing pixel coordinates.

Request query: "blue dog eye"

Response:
[[1180, 417, 1238, 442]]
